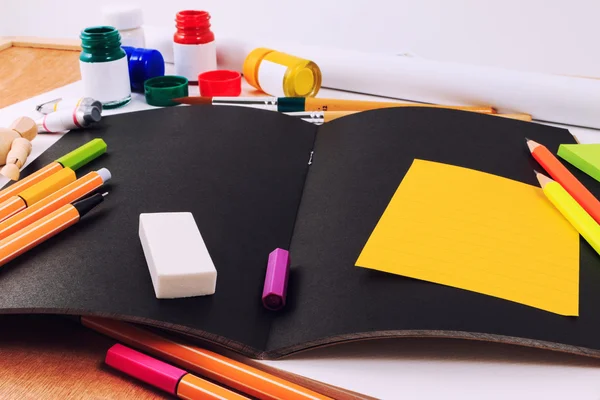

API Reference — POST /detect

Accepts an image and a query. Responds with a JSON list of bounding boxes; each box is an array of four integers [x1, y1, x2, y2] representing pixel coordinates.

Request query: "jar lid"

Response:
[[102, 5, 144, 30], [242, 48, 273, 90], [198, 70, 242, 97], [123, 46, 165, 92], [144, 76, 189, 107]]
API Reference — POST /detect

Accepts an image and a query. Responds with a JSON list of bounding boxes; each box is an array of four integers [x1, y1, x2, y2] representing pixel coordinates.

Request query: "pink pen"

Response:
[[105, 344, 248, 399]]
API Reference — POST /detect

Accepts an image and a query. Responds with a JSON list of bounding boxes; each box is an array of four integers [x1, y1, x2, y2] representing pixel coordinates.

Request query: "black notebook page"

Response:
[[0, 106, 317, 356], [266, 107, 600, 357]]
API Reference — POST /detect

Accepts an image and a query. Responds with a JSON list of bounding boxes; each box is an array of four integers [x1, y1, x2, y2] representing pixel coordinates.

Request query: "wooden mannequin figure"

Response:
[[0, 117, 37, 181]]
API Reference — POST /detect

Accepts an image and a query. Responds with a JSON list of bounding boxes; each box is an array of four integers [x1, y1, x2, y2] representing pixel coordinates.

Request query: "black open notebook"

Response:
[[0, 105, 599, 360]]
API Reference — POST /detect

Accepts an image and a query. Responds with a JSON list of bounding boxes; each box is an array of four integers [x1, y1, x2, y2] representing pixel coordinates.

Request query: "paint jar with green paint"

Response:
[[79, 26, 132, 109]]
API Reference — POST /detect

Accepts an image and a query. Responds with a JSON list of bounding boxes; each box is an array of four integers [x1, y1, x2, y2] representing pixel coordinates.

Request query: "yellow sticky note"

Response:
[[356, 159, 580, 316]]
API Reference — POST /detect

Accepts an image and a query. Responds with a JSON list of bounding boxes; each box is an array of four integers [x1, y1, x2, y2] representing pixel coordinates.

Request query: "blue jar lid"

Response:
[[123, 46, 165, 92]]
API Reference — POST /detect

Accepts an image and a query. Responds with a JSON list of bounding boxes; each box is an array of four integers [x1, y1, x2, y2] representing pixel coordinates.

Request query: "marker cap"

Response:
[[144, 75, 189, 107], [123, 46, 166, 92], [198, 70, 242, 97], [105, 344, 186, 394], [56, 139, 107, 171], [262, 248, 290, 311], [96, 168, 111, 183], [19, 168, 76, 206]]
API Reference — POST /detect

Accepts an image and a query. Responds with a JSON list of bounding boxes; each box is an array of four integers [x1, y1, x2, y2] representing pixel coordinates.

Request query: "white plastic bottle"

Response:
[[102, 5, 145, 48]]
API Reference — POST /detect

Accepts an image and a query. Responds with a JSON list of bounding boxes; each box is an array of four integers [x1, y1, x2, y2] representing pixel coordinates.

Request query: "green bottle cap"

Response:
[[145, 75, 189, 107], [56, 138, 107, 170]]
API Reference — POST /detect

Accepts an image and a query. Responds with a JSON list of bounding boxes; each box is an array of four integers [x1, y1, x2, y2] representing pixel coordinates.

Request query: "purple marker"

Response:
[[262, 248, 290, 311]]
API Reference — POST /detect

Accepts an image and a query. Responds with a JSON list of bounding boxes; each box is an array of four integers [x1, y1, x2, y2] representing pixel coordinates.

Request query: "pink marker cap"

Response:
[[262, 248, 290, 311], [105, 343, 186, 394]]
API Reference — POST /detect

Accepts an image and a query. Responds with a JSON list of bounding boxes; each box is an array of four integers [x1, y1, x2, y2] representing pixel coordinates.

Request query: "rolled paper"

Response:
[[218, 38, 600, 129]]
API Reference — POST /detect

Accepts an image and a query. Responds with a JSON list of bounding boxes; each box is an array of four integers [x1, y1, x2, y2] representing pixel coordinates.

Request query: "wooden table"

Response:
[[0, 38, 170, 399], [0, 315, 169, 399]]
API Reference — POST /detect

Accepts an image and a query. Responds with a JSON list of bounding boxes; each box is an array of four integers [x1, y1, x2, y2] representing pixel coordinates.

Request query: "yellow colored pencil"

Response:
[[536, 170, 600, 254]]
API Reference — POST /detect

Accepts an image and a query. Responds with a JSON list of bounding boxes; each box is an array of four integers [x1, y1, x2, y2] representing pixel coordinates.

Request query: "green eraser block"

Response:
[[56, 138, 107, 171], [558, 143, 600, 183]]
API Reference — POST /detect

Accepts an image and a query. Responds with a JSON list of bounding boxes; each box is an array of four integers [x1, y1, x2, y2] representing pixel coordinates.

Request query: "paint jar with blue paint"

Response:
[[122, 47, 166, 93]]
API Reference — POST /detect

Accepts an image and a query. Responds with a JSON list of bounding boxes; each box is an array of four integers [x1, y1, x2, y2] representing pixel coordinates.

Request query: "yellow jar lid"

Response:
[[293, 68, 315, 97], [243, 48, 274, 90]]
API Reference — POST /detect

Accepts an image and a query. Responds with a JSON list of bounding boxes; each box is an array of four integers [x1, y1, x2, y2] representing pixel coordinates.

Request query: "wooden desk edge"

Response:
[[0, 36, 80, 52]]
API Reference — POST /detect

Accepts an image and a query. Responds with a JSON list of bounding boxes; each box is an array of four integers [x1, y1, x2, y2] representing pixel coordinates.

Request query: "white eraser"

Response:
[[139, 212, 217, 299]]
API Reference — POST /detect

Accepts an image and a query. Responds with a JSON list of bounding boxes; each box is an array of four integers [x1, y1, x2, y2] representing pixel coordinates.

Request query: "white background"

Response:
[[1, 0, 600, 77], [3, 1, 600, 399]]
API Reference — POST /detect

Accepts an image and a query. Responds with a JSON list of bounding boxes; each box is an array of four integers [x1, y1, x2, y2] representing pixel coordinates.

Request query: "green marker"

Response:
[[0, 138, 107, 203], [57, 138, 107, 171]]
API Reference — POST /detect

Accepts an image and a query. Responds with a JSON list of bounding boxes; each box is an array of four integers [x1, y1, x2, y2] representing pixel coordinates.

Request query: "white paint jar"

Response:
[[102, 5, 145, 48]]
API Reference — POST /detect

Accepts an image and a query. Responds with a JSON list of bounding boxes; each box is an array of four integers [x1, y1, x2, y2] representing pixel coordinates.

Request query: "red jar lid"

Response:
[[198, 70, 242, 97]]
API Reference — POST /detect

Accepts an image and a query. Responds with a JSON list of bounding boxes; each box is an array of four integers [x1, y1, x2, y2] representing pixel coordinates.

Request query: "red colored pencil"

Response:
[[527, 138, 600, 224]]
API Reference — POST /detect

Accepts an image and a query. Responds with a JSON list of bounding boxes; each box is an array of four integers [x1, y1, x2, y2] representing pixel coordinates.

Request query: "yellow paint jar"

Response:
[[243, 48, 321, 97]]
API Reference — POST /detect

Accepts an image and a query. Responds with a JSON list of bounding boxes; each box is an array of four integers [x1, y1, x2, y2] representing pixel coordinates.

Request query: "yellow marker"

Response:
[[0, 168, 76, 223], [537, 170, 600, 255]]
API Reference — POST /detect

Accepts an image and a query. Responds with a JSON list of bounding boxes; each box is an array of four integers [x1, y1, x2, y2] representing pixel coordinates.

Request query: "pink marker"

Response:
[[105, 344, 248, 399]]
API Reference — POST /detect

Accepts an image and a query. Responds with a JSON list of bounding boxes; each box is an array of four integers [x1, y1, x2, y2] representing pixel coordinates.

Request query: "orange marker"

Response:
[[0, 168, 110, 241], [0, 164, 61, 204], [0, 168, 76, 222], [0, 193, 105, 267], [82, 317, 332, 400], [527, 138, 600, 224], [0, 138, 106, 204]]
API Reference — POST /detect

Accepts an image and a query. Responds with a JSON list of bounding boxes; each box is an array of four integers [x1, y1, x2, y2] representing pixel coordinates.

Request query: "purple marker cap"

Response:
[[262, 248, 290, 311]]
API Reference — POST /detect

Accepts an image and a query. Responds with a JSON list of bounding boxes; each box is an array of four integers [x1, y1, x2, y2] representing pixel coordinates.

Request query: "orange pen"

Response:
[[527, 138, 600, 224], [106, 344, 249, 400], [0, 168, 76, 223], [0, 138, 106, 204], [0, 193, 105, 268], [82, 317, 332, 400], [0, 168, 110, 241]]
